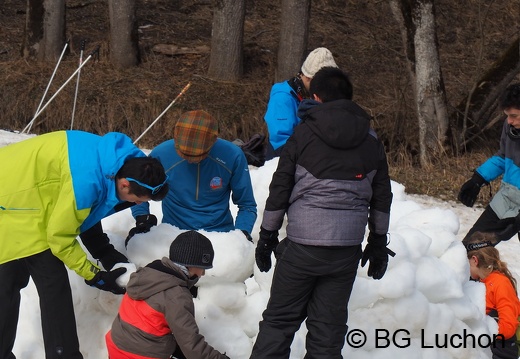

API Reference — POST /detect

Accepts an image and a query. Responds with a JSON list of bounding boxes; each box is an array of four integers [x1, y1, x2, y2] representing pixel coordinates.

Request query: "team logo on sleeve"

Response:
[[209, 177, 223, 190]]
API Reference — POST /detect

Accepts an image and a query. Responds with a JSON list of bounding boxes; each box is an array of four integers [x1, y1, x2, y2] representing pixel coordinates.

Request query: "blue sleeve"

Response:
[[477, 156, 505, 183], [476, 125, 507, 182], [264, 85, 300, 151], [230, 150, 257, 233], [131, 201, 150, 219]]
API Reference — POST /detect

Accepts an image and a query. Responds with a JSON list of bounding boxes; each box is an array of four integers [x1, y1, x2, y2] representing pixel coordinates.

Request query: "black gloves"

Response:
[[79, 222, 128, 271], [96, 244, 129, 271], [241, 229, 253, 242], [85, 267, 127, 295], [125, 214, 158, 247], [255, 227, 279, 272], [361, 232, 395, 280], [458, 172, 488, 207]]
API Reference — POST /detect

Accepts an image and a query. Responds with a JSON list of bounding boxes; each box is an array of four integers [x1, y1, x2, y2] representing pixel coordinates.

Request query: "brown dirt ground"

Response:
[[0, 0, 518, 202]]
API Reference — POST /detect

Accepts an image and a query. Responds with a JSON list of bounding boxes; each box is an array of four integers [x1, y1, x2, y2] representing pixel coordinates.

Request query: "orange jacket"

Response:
[[482, 271, 520, 339]]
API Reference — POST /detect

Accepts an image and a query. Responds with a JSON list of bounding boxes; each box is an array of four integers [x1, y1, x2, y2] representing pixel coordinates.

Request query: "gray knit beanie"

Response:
[[169, 230, 214, 269], [300, 47, 338, 78]]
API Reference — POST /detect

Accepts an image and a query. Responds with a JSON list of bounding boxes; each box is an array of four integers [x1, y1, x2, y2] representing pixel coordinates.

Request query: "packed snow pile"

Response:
[[4, 132, 499, 359]]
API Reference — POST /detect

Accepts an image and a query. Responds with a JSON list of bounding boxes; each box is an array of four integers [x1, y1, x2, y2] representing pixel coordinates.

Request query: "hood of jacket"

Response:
[[297, 99, 371, 149], [126, 257, 199, 300]]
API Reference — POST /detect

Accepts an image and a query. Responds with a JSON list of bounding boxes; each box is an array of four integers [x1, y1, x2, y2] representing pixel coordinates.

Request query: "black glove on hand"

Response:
[[79, 224, 128, 271], [97, 244, 129, 271], [255, 227, 279, 272], [241, 229, 253, 242], [125, 214, 158, 247], [361, 232, 396, 280], [458, 172, 488, 207], [85, 267, 127, 295]]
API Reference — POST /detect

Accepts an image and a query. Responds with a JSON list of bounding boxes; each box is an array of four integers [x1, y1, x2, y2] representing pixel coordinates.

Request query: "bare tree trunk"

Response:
[[108, 0, 140, 68], [389, 0, 416, 97], [276, 0, 310, 82], [22, 0, 65, 62], [414, 0, 448, 167], [207, 0, 245, 81], [389, 0, 448, 168]]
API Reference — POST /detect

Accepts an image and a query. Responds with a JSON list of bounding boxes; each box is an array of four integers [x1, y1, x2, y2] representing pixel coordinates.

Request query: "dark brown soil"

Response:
[[0, 0, 518, 201]]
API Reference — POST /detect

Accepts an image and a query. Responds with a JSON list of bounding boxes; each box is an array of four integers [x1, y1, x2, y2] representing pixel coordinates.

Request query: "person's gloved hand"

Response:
[[125, 214, 158, 247], [458, 172, 488, 207], [255, 227, 279, 272], [85, 267, 127, 295], [96, 244, 128, 271], [78, 226, 128, 270], [361, 232, 396, 280], [241, 229, 253, 242]]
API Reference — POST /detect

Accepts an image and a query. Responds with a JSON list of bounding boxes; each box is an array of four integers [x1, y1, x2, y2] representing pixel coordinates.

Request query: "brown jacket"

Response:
[[108, 257, 227, 359]]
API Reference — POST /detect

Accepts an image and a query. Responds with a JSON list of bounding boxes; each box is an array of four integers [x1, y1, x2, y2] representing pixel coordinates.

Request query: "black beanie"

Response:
[[169, 230, 214, 269]]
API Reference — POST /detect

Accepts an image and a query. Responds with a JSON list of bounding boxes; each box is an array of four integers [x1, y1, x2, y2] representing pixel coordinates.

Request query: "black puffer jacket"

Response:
[[261, 99, 392, 246]]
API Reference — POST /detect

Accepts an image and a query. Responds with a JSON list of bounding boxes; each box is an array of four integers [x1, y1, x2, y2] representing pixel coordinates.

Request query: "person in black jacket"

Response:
[[250, 67, 394, 359]]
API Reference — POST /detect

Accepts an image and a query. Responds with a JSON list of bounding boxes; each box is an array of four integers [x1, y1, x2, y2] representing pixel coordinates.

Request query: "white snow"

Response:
[[2, 129, 517, 359]]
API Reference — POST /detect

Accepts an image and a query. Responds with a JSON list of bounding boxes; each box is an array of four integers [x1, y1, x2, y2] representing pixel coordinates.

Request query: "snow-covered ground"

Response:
[[2, 129, 517, 359]]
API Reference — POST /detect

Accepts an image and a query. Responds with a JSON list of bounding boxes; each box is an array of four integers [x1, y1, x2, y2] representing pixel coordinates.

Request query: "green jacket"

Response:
[[0, 131, 145, 280]]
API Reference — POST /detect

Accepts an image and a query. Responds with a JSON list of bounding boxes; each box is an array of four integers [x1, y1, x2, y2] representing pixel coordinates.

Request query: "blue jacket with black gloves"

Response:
[[132, 139, 257, 233], [476, 120, 520, 219]]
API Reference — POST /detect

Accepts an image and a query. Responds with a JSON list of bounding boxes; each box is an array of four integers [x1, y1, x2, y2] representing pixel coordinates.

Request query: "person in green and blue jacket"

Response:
[[0, 130, 168, 359]]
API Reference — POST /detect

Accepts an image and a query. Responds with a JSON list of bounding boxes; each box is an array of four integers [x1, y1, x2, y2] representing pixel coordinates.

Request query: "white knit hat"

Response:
[[300, 47, 338, 78]]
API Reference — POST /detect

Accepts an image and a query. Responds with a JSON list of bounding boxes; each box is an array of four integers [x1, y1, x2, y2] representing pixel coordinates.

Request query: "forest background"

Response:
[[0, 0, 519, 204]]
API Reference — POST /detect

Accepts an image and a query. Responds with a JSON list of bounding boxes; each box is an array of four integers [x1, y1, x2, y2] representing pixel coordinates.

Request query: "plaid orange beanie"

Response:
[[174, 110, 218, 162]]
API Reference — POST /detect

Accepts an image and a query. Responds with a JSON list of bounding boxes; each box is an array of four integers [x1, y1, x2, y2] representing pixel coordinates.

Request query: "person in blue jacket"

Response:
[[127, 110, 257, 244], [458, 83, 520, 245], [264, 47, 338, 160], [0, 130, 168, 359]]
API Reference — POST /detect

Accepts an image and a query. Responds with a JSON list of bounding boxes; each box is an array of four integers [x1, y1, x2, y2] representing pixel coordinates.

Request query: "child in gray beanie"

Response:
[[106, 230, 230, 359]]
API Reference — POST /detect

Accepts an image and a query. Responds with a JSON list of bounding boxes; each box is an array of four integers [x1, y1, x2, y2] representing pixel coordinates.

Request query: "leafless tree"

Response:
[[108, 0, 140, 68], [207, 0, 245, 81], [275, 0, 311, 82], [390, 0, 449, 167], [453, 37, 520, 152], [22, 0, 66, 61]]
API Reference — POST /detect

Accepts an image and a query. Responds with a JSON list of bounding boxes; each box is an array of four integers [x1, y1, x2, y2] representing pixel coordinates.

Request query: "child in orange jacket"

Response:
[[466, 231, 520, 359]]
